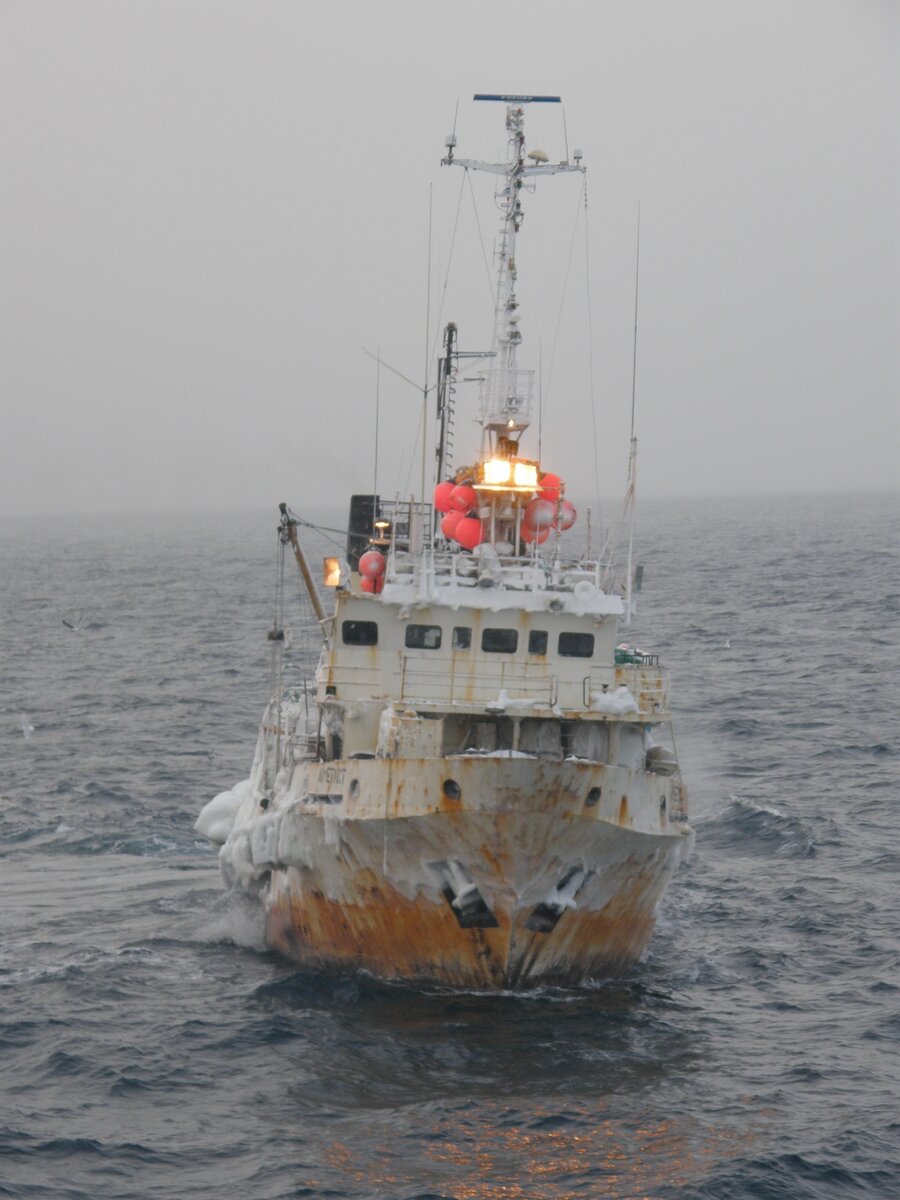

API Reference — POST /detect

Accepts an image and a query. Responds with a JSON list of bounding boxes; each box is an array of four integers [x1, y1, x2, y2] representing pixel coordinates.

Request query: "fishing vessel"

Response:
[[197, 95, 692, 988]]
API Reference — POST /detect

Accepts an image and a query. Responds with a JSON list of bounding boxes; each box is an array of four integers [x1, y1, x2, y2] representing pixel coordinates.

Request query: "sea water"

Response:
[[1, 493, 897, 1199]]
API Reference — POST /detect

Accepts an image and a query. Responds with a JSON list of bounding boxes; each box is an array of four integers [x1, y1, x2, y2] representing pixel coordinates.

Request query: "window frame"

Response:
[[452, 626, 472, 651], [404, 623, 443, 650], [527, 630, 548, 656], [557, 631, 595, 658], [342, 620, 379, 646], [481, 628, 519, 654]]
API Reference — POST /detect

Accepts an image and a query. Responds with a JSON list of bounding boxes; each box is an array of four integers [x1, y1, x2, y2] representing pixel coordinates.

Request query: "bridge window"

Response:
[[528, 630, 548, 655], [405, 624, 442, 650], [342, 620, 378, 646], [452, 626, 471, 650], [482, 628, 518, 654], [558, 632, 594, 657]]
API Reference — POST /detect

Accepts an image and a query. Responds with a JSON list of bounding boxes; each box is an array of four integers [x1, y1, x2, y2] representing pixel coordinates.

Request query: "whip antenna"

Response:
[[625, 205, 641, 624]]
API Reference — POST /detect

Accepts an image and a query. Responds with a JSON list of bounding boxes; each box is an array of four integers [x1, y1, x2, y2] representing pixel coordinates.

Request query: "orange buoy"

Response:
[[537, 472, 563, 502], [361, 574, 384, 593], [358, 550, 386, 579], [557, 500, 577, 530], [455, 516, 484, 550], [521, 523, 550, 545], [441, 510, 464, 539], [449, 484, 478, 513], [524, 497, 555, 528], [433, 481, 456, 513]]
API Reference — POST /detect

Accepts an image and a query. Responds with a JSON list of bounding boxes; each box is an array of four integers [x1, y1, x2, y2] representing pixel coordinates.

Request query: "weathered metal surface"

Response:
[[251, 757, 691, 988], [264, 828, 679, 989]]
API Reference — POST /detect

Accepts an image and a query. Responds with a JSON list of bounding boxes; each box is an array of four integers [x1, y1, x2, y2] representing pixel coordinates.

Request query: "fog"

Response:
[[2, 0, 897, 518]]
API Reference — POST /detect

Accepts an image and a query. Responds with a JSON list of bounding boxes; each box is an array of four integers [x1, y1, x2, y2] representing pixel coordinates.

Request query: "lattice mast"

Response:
[[442, 95, 584, 459]]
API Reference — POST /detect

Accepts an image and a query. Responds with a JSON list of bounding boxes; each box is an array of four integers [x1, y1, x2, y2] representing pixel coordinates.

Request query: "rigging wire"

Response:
[[402, 394, 426, 497], [466, 168, 497, 308], [539, 174, 587, 426], [361, 167, 494, 500], [583, 178, 602, 518], [361, 346, 434, 395], [428, 167, 468, 367]]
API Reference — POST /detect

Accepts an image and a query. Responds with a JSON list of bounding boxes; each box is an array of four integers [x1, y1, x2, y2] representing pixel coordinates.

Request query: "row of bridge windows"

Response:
[[342, 620, 595, 658]]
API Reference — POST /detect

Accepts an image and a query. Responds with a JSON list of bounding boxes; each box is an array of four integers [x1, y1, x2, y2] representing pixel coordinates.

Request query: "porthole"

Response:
[[585, 786, 602, 808], [349, 779, 360, 800], [442, 779, 462, 801]]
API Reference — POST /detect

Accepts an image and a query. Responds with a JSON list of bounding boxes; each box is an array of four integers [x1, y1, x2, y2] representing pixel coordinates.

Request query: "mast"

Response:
[[435, 320, 458, 486], [442, 95, 584, 457]]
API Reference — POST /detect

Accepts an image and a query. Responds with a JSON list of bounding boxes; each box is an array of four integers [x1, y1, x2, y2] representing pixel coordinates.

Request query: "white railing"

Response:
[[386, 548, 608, 596], [399, 658, 558, 707], [581, 664, 671, 714]]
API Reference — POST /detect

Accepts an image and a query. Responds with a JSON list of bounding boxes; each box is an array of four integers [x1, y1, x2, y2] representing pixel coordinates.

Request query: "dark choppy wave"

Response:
[[1, 495, 897, 1199]]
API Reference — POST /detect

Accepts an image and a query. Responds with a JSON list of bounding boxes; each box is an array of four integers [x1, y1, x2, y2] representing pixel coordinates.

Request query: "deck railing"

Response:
[[320, 652, 669, 715], [387, 548, 611, 598]]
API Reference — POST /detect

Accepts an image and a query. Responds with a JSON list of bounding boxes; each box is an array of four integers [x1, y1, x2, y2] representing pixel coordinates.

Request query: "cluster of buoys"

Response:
[[432, 470, 577, 553], [439, 511, 485, 549], [358, 549, 385, 593], [433, 481, 485, 549], [433, 481, 479, 514]]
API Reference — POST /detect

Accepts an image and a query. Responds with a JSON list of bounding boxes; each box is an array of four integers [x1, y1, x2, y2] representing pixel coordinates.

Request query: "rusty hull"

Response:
[[257, 756, 691, 989]]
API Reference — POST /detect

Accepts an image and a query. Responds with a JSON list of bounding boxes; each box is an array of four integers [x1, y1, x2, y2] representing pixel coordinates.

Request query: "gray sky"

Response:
[[1, 0, 897, 517]]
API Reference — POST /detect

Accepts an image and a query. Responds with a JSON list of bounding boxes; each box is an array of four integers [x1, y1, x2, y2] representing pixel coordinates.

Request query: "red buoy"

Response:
[[455, 516, 484, 550], [557, 500, 577, 530], [449, 483, 478, 513], [521, 523, 551, 545], [361, 575, 384, 594], [433, 481, 456, 513], [440, 510, 463, 540], [537, 472, 563, 502], [358, 550, 386, 579], [524, 497, 555, 529]]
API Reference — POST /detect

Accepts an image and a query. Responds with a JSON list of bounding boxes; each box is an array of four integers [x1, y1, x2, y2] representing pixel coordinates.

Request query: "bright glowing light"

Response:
[[513, 461, 538, 487], [483, 459, 511, 484], [323, 557, 342, 587]]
